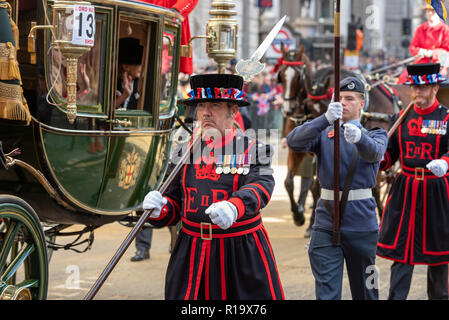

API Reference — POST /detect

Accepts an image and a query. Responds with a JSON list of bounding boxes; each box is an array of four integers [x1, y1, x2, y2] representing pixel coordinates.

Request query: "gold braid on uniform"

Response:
[[0, 1, 30, 124], [0, 2, 20, 81], [0, 42, 21, 80], [0, 81, 31, 124]]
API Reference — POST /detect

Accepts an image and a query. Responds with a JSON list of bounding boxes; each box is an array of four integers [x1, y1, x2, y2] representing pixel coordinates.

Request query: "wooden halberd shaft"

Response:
[[84, 133, 201, 300]]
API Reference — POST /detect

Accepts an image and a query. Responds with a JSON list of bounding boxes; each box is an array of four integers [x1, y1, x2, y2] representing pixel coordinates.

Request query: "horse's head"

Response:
[[304, 71, 333, 119], [277, 44, 310, 116]]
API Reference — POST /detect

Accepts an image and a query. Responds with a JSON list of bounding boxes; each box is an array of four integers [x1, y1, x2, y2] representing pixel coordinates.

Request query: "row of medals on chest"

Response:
[[421, 120, 447, 135], [214, 154, 252, 175]]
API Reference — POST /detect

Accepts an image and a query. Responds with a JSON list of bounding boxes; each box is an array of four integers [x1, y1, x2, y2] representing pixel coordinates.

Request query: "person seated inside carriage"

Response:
[[115, 37, 144, 110]]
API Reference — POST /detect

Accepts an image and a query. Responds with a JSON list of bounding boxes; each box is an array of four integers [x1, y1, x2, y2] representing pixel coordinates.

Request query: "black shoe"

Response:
[[130, 250, 150, 262]]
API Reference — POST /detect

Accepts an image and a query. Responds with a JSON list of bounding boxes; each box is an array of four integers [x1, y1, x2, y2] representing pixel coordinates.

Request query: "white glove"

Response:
[[426, 159, 449, 177], [418, 48, 433, 58], [205, 201, 238, 230], [343, 123, 362, 144], [325, 102, 343, 124], [143, 191, 167, 219]]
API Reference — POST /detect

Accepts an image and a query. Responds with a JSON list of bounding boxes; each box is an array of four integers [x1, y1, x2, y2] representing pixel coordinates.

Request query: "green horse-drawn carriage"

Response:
[[0, 0, 184, 299]]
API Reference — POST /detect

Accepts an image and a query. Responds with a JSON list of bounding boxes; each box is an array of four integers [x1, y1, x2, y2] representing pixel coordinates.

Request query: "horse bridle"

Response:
[[280, 61, 309, 123], [280, 61, 306, 100]]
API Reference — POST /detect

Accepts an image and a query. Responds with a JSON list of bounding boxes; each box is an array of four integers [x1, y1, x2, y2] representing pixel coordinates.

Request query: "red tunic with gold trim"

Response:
[[377, 99, 449, 265], [148, 128, 284, 300]]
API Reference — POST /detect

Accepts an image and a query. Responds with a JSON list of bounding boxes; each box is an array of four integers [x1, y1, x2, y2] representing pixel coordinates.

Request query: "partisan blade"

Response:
[[250, 15, 286, 62]]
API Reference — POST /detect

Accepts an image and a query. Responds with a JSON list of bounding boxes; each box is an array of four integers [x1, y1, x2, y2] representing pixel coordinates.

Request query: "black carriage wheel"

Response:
[[0, 195, 48, 300]]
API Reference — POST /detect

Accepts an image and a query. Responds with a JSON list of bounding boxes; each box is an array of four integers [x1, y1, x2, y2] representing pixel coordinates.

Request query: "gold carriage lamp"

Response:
[[181, 0, 238, 74], [29, 0, 94, 124]]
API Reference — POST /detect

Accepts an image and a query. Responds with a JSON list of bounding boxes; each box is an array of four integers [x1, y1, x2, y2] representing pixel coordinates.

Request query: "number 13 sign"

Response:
[[71, 5, 95, 47]]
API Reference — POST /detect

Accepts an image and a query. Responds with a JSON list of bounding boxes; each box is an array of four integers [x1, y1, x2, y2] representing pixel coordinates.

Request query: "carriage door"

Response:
[[96, 13, 177, 211], [40, 7, 113, 210]]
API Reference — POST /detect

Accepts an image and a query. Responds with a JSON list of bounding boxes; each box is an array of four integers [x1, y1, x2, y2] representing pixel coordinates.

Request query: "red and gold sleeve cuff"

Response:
[[147, 205, 169, 221], [147, 196, 179, 222], [228, 197, 245, 219]]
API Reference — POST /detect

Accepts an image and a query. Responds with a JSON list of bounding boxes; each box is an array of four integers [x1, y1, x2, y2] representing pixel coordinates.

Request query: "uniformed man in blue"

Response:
[[287, 77, 388, 300]]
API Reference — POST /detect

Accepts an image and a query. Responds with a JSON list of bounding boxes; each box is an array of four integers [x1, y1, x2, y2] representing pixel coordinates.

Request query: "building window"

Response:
[[319, 0, 332, 19]]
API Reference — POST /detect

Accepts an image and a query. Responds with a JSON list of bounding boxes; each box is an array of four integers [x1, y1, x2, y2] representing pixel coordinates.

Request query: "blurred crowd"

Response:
[[359, 50, 405, 77]]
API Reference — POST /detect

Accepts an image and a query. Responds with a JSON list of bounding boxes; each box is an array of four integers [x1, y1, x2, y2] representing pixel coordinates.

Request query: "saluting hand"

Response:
[[205, 201, 238, 230], [325, 102, 343, 124], [121, 71, 133, 97], [343, 123, 362, 144], [143, 191, 167, 219], [426, 159, 449, 177]]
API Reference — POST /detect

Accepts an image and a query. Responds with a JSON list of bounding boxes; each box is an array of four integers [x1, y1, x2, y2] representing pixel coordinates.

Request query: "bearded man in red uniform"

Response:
[[378, 63, 449, 300], [398, 3, 449, 83], [143, 73, 284, 300]]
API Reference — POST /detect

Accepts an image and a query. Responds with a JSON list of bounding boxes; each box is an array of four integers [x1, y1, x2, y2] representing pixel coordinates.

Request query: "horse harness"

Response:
[[279, 60, 310, 125]]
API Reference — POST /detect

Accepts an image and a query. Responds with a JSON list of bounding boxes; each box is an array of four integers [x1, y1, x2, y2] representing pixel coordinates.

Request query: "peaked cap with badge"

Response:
[[340, 76, 366, 93], [179, 73, 250, 107]]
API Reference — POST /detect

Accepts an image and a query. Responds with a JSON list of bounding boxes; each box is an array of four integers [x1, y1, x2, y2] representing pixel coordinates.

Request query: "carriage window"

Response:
[[48, 13, 106, 113], [113, 18, 157, 130], [159, 30, 176, 115]]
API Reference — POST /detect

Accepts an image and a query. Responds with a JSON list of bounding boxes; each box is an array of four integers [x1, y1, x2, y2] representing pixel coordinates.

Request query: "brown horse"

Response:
[[278, 44, 317, 226]]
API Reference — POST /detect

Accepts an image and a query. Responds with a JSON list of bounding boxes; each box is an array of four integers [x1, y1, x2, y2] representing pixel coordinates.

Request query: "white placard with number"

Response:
[[71, 5, 95, 47]]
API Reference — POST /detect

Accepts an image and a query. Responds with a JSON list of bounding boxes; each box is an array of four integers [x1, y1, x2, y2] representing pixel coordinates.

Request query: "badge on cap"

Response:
[[347, 82, 355, 90]]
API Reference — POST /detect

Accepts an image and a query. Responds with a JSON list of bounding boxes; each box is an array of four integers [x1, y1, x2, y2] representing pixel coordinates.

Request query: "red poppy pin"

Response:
[[328, 129, 334, 139]]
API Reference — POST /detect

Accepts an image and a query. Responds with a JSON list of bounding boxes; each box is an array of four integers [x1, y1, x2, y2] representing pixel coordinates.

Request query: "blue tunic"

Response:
[[287, 114, 388, 232]]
